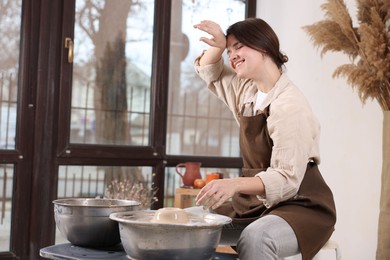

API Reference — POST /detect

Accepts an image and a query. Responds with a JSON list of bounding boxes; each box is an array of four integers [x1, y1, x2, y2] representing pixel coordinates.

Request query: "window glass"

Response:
[[0, 164, 14, 251], [0, 0, 21, 150], [55, 165, 155, 244], [70, 0, 154, 146], [167, 0, 245, 156]]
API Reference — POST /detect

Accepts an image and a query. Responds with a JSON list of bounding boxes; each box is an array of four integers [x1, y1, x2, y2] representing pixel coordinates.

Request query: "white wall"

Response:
[[256, 1, 383, 259]]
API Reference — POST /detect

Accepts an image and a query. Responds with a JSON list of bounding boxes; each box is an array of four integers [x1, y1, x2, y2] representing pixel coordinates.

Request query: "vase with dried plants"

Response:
[[303, 0, 389, 258]]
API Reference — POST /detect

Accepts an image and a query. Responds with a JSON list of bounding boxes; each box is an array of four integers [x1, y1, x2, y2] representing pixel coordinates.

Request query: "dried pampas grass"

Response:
[[303, 0, 389, 110]]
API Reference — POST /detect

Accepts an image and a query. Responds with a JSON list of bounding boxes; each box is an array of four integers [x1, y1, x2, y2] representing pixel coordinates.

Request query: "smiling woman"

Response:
[[70, 0, 154, 146], [193, 17, 336, 260]]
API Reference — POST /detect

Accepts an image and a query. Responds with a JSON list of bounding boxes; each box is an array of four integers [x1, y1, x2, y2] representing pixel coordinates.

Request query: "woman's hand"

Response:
[[195, 176, 266, 210], [195, 178, 238, 210], [193, 20, 226, 66], [193, 20, 226, 49]]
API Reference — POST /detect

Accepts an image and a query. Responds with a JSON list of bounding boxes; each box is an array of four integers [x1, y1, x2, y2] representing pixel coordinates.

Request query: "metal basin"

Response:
[[110, 207, 231, 260], [53, 198, 139, 248]]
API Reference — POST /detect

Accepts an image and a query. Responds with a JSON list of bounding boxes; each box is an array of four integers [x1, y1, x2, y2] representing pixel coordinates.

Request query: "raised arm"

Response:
[[193, 20, 227, 66]]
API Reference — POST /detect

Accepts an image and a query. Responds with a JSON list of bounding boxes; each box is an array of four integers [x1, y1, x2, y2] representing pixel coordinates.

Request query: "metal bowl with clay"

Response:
[[109, 207, 232, 260], [53, 198, 140, 248]]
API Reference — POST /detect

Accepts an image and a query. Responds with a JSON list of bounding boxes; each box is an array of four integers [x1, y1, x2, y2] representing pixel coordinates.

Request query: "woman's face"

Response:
[[226, 34, 266, 79]]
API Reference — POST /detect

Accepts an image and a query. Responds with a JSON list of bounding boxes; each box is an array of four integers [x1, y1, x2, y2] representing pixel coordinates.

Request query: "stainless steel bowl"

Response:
[[53, 198, 139, 248], [110, 208, 231, 260]]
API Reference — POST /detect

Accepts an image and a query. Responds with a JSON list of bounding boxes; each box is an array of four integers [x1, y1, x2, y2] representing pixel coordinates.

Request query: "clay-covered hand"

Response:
[[195, 178, 238, 210], [193, 20, 226, 50]]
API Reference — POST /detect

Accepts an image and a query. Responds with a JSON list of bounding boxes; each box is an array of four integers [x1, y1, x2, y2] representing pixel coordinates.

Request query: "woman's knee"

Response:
[[238, 218, 278, 251], [236, 215, 299, 259]]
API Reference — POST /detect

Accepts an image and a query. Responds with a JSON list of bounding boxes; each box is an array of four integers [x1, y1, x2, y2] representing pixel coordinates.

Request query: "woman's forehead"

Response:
[[226, 35, 239, 49]]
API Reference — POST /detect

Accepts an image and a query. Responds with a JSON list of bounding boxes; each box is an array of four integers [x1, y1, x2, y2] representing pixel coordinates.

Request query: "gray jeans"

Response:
[[220, 215, 300, 260]]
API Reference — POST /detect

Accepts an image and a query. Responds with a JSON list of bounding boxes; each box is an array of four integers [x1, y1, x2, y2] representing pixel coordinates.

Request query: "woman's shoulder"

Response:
[[274, 75, 310, 104], [268, 76, 314, 119]]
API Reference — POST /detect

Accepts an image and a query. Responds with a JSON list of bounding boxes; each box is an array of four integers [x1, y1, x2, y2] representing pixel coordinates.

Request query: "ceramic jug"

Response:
[[175, 162, 202, 187]]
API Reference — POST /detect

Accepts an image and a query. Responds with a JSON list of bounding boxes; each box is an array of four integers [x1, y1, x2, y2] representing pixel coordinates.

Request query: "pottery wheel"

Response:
[[40, 243, 239, 260], [39, 243, 129, 259]]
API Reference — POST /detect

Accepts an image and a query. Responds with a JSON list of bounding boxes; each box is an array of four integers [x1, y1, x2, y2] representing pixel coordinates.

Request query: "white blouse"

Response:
[[253, 90, 268, 113]]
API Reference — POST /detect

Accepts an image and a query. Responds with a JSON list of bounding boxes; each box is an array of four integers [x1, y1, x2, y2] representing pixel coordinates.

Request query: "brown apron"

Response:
[[214, 106, 337, 260]]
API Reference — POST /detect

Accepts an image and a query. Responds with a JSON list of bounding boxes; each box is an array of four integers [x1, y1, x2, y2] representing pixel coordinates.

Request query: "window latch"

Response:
[[64, 37, 74, 63]]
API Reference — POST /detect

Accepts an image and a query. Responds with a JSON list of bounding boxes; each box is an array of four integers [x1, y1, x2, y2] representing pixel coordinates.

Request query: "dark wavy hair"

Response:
[[226, 18, 288, 69]]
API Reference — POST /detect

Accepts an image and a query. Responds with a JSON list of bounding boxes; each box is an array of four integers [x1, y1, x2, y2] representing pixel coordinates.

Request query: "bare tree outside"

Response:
[[72, 0, 149, 146], [71, 0, 152, 183]]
